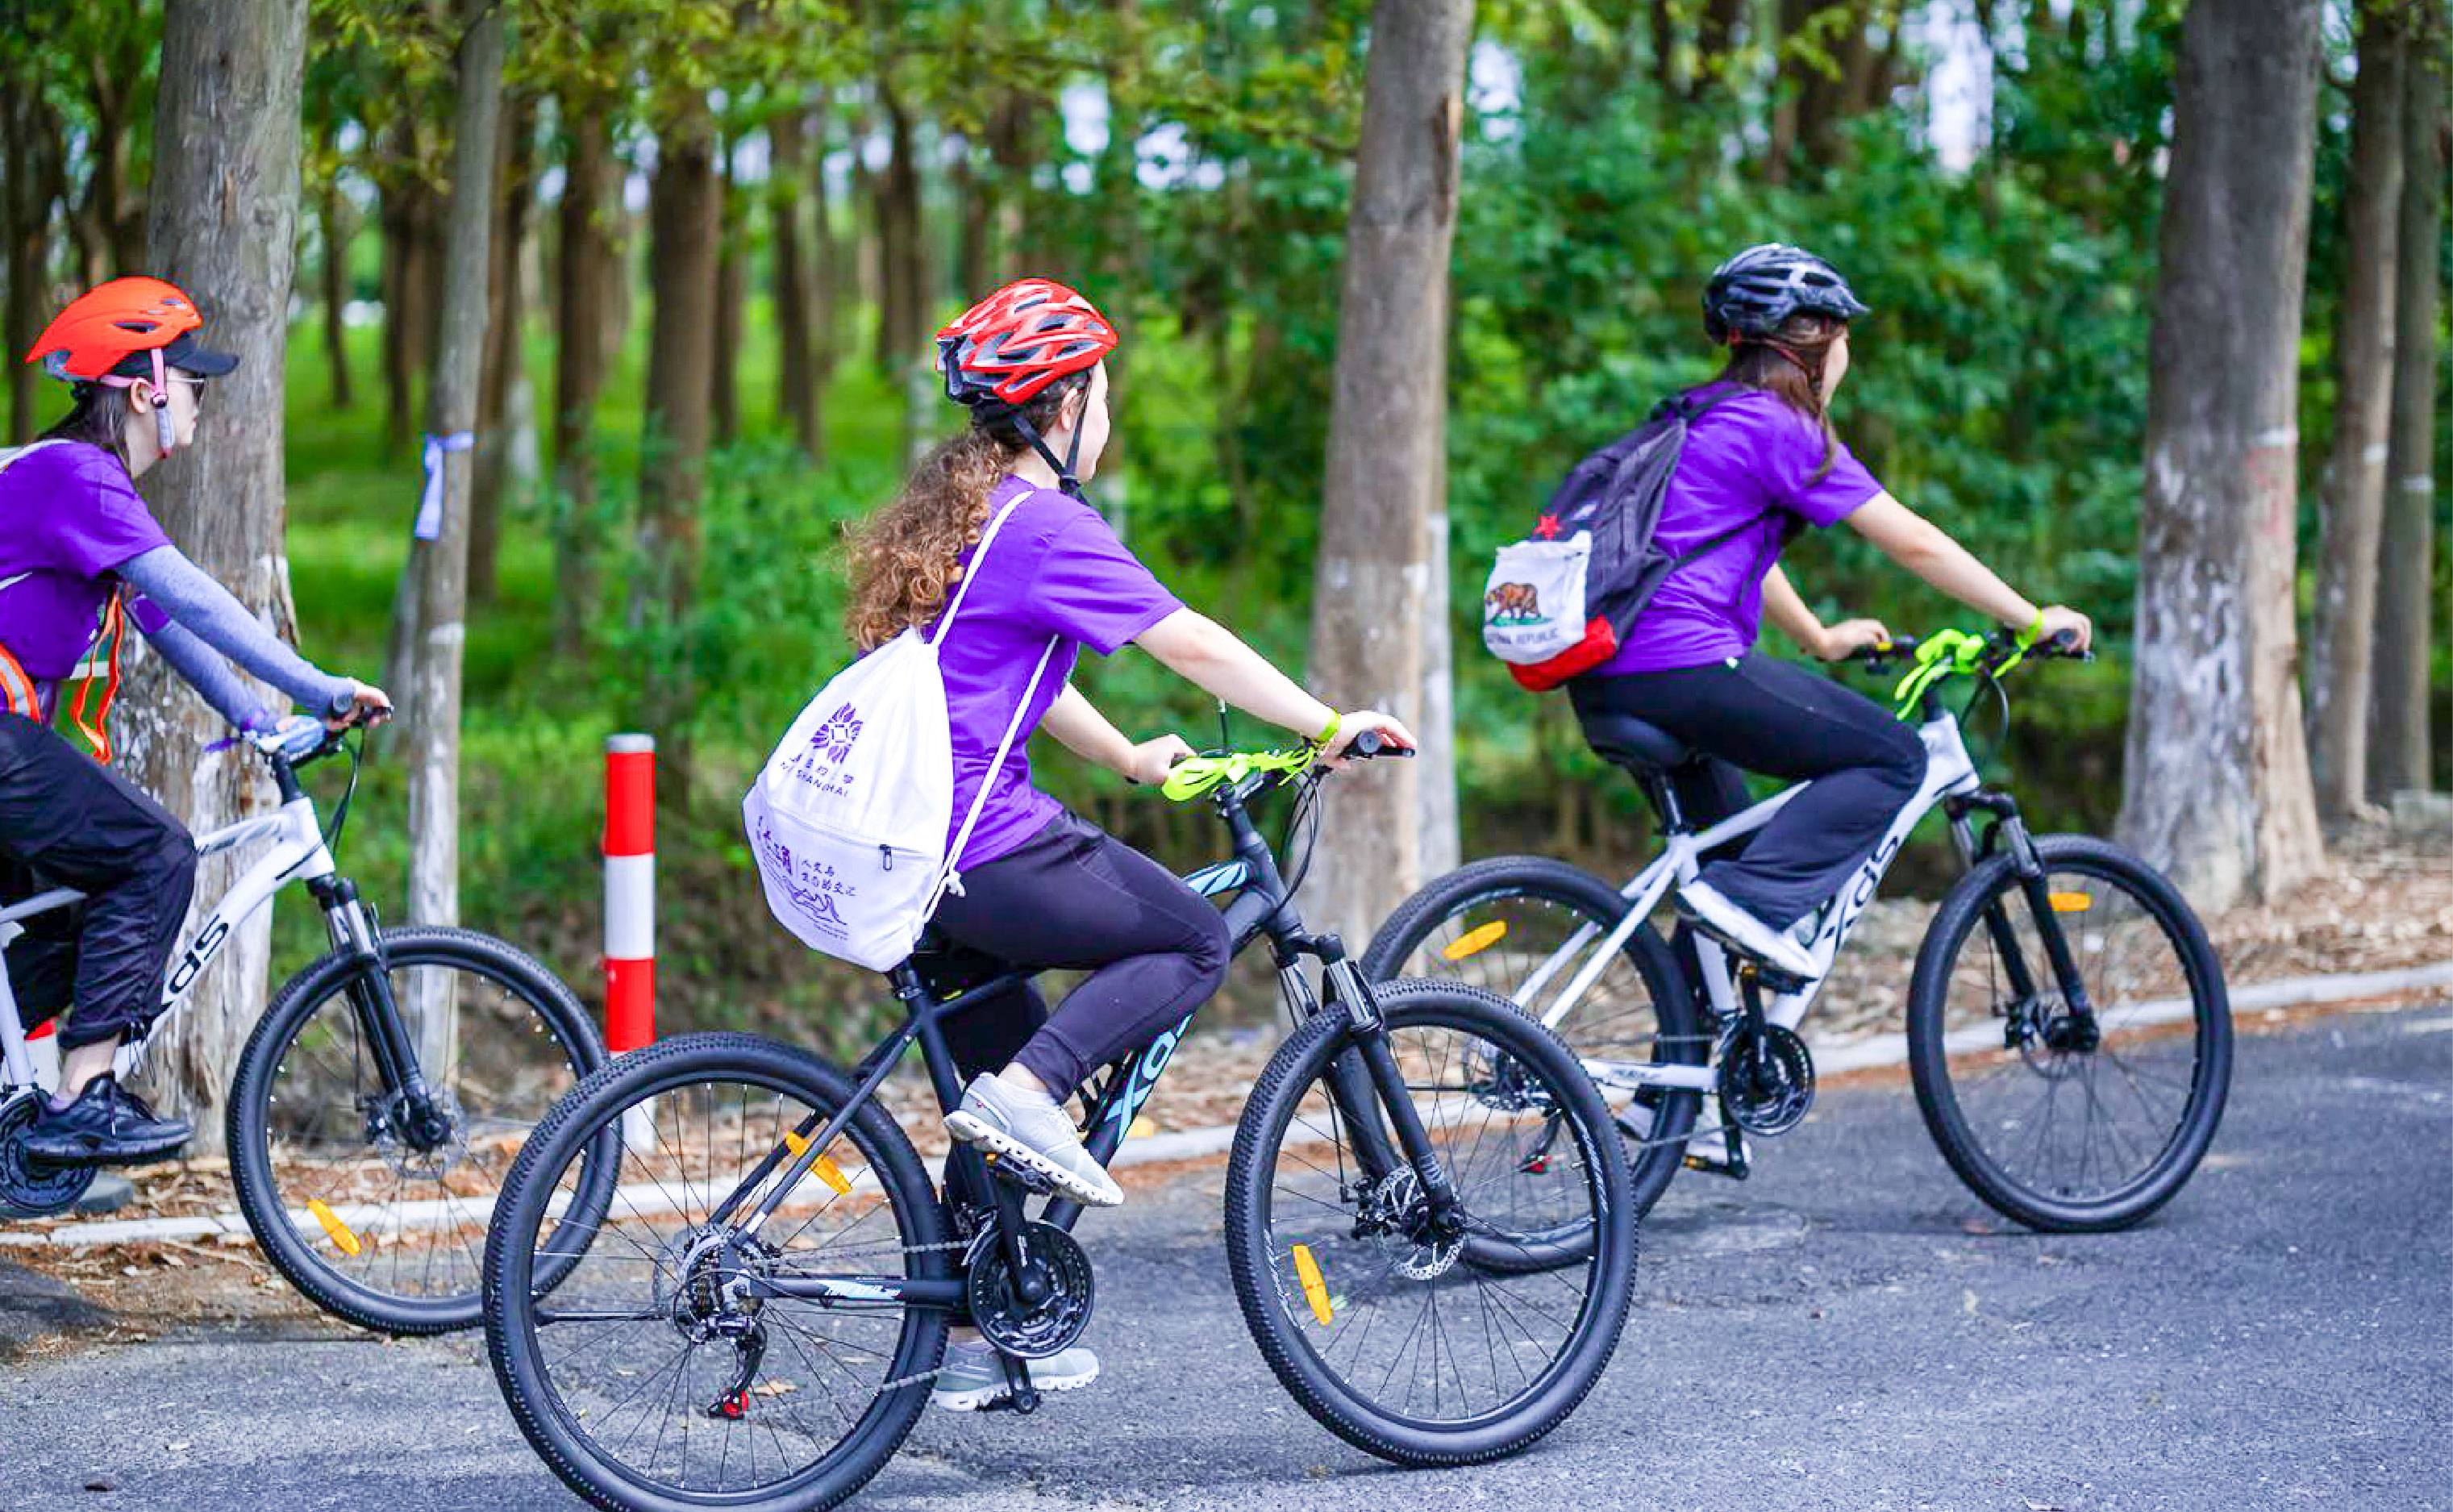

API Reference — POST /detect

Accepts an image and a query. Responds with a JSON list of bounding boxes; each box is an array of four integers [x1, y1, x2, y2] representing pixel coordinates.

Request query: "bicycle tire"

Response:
[[1361, 856, 1701, 1218], [484, 1032, 949, 1512], [1906, 835, 2232, 1232], [1224, 979, 1638, 1466], [227, 925, 610, 1334]]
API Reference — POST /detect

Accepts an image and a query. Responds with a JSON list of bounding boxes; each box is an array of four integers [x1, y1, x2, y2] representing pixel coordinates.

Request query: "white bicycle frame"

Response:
[[1517, 711, 1984, 1095], [0, 791, 341, 1100]]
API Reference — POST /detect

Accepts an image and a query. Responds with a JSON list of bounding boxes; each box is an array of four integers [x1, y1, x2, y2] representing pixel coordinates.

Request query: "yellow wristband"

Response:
[[2018, 610, 2044, 648], [1313, 711, 1341, 748]]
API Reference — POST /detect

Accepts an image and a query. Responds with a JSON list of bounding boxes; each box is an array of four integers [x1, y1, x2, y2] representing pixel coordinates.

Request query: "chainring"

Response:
[[1719, 1022, 1815, 1135], [967, 1220, 1094, 1360], [0, 1090, 96, 1215]]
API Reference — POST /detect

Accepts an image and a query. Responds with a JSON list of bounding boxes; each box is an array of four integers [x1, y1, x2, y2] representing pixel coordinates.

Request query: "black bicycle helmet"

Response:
[[1702, 244, 1869, 344]]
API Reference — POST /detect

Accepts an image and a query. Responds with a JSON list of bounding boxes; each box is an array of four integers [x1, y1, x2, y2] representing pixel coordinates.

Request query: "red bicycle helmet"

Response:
[[24, 277, 237, 457], [935, 277, 1118, 408]]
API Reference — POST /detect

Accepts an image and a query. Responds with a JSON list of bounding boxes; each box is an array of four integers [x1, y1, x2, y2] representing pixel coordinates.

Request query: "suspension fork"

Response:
[[1956, 798, 2092, 1022], [1320, 955, 1462, 1223], [311, 877, 434, 1110]]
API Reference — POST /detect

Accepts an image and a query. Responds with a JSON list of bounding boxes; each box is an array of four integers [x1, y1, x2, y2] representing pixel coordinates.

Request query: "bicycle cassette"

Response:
[[1720, 1023, 1815, 1135], [967, 1220, 1095, 1360]]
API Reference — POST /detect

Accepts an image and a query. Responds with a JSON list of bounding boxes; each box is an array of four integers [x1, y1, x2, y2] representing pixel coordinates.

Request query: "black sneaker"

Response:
[[20, 1075, 192, 1165]]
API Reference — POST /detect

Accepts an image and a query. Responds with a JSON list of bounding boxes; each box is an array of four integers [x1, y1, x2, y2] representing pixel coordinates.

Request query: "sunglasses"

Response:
[[161, 373, 209, 410]]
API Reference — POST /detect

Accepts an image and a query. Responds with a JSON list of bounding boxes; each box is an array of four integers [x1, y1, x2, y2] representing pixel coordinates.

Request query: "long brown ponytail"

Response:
[[843, 373, 1086, 651], [1715, 310, 1847, 481]]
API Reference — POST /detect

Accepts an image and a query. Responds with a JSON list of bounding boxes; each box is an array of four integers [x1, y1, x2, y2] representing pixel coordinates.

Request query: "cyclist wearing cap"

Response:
[[1566, 243, 2092, 981], [1, 277, 391, 1165], [843, 276, 1413, 1410]]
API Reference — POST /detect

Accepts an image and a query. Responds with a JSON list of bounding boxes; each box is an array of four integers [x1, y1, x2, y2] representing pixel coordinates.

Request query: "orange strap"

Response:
[[0, 639, 36, 721], [65, 592, 125, 764]]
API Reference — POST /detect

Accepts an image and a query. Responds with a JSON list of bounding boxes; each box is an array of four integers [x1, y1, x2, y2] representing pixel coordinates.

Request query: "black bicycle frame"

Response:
[[729, 768, 1452, 1314]]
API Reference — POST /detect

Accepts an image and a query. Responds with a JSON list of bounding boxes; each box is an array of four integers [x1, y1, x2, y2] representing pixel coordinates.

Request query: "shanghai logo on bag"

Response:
[[810, 703, 864, 764], [778, 702, 866, 798], [754, 814, 852, 939], [1485, 581, 1546, 626]]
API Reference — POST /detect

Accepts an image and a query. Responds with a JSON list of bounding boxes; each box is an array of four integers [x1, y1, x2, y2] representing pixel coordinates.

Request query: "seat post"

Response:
[[1645, 773, 1690, 834]]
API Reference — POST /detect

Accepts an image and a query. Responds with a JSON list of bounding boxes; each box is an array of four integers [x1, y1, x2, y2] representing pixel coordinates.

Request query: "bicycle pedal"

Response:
[[981, 1152, 1056, 1197]]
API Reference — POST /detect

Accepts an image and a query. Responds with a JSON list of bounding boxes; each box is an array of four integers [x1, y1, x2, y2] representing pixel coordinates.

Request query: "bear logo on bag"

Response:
[[1485, 581, 1543, 625]]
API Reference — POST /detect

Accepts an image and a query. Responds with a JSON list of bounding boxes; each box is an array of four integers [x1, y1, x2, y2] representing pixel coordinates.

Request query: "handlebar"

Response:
[[1851, 625, 2089, 677]]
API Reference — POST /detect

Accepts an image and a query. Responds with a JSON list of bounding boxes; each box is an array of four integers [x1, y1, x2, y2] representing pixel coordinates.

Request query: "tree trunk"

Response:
[[635, 102, 723, 731], [876, 85, 930, 467], [2369, 16, 2445, 799], [119, 0, 310, 1144], [985, 94, 1035, 278], [378, 115, 436, 458], [552, 105, 617, 662], [319, 174, 353, 409], [2, 93, 65, 445], [1301, 0, 1472, 946], [2117, 0, 2326, 910], [2304, 5, 2407, 820], [810, 106, 843, 394], [769, 106, 821, 457], [710, 130, 742, 448], [470, 90, 535, 607]]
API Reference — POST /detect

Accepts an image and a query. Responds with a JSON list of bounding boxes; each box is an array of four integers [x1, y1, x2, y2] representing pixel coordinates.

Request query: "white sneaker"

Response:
[[1676, 881, 1818, 981], [931, 1341, 1100, 1410]]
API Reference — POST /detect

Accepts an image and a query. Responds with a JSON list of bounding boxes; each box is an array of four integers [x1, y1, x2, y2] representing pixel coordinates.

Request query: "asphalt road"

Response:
[[5, 1006, 2448, 1512]]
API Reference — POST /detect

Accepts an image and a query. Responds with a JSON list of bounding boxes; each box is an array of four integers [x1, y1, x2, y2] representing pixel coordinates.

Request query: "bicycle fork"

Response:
[[1955, 798, 2097, 1050], [1316, 954, 1468, 1240], [311, 877, 451, 1148]]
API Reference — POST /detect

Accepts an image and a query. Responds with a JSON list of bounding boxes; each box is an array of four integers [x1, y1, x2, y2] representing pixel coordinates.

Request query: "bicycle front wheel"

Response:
[[1906, 835, 2232, 1232], [227, 926, 610, 1334], [484, 1033, 949, 1512], [1362, 856, 1701, 1216], [1224, 980, 1638, 1467]]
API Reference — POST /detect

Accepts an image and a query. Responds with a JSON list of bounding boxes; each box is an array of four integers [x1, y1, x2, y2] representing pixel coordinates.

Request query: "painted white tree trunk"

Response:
[[2117, 0, 2326, 911], [117, 0, 310, 1144], [1301, 0, 1475, 948]]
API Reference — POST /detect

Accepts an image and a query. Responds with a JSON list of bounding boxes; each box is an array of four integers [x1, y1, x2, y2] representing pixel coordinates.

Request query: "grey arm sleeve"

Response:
[[118, 544, 356, 717], [141, 617, 273, 731]]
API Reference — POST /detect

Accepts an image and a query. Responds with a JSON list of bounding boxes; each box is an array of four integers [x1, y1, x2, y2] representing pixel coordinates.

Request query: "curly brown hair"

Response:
[[843, 375, 1085, 651]]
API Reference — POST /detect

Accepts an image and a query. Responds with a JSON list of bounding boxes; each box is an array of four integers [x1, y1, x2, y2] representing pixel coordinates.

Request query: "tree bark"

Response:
[[319, 172, 354, 409], [402, 0, 503, 1089], [811, 106, 843, 394], [469, 90, 535, 606], [2, 93, 65, 444], [2304, 3, 2407, 820], [635, 102, 723, 731], [709, 131, 742, 448], [2117, 0, 2326, 910], [2369, 15, 2445, 798], [377, 115, 437, 458], [768, 105, 822, 456], [875, 84, 930, 467], [118, 0, 310, 1143], [552, 104, 617, 662], [1301, 0, 1472, 946]]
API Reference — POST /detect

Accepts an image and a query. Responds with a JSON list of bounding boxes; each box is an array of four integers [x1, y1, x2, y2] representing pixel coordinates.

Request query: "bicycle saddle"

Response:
[[1579, 710, 1696, 773]]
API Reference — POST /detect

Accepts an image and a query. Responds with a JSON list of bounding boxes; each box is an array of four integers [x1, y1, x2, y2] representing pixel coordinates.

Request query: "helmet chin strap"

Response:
[[1004, 408, 1089, 501]]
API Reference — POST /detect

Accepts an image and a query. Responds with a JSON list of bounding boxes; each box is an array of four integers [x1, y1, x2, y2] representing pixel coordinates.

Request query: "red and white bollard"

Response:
[[604, 734, 656, 1148]]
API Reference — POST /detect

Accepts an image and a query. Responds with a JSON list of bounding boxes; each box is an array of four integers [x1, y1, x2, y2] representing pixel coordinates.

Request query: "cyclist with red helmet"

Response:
[[1566, 244, 2091, 985], [844, 277, 1412, 1410], [1, 277, 391, 1165]]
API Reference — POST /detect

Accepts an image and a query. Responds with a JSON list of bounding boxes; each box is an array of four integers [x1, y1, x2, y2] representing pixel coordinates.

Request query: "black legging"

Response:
[[920, 808, 1230, 1098], [0, 711, 198, 1051], [1570, 652, 1927, 928]]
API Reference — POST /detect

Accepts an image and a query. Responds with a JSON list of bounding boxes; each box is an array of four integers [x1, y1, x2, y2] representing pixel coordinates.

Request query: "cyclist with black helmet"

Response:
[[0, 277, 390, 1166], [1566, 244, 2091, 981], [844, 277, 1414, 1409]]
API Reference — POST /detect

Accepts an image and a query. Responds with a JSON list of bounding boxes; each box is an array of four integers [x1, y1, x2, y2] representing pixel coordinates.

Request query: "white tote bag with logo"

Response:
[[743, 498, 1056, 970]]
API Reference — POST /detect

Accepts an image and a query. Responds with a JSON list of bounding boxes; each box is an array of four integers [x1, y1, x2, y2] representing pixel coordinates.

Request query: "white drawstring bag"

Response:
[[743, 496, 1056, 970]]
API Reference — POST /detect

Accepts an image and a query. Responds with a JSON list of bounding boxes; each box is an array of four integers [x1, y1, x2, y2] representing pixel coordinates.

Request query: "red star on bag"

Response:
[[1534, 514, 1562, 539]]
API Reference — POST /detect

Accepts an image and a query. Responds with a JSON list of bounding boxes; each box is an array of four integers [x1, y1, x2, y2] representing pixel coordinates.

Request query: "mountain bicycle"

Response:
[[481, 733, 1639, 1512], [1364, 629, 2231, 1235], [0, 720, 614, 1333]]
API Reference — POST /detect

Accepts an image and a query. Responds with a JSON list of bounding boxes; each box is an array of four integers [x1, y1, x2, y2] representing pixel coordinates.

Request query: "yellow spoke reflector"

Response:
[[1291, 1243, 1333, 1327], [782, 1131, 854, 1195], [307, 1198, 361, 1257], [2048, 892, 2093, 913], [1443, 920, 1509, 961]]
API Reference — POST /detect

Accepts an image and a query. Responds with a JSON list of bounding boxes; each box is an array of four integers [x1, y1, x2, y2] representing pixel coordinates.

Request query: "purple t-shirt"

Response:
[[0, 441, 171, 684], [1592, 385, 1882, 675], [932, 476, 1181, 869]]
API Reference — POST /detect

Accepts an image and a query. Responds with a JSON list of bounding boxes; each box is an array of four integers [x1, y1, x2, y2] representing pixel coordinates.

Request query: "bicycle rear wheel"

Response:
[[485, 1033, 949, 1512], [227, 926, 610, 1333], [1362, 856, 1701, 1217], [1224, 980, 1637, 1466], [1907, 835, 2231, 1232]]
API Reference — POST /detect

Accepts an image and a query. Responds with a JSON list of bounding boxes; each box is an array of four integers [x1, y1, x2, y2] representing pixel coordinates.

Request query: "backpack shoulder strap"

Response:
[[931, 491, 1031, 646]]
